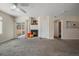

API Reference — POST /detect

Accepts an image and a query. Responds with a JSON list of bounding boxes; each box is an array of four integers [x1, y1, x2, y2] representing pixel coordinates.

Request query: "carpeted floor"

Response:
[[0, 38, 79, 56]]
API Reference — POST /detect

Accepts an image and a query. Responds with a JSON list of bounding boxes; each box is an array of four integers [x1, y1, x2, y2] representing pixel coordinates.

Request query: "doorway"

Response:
[[54, 20, 61, 39], [59, 21, 61, 38]]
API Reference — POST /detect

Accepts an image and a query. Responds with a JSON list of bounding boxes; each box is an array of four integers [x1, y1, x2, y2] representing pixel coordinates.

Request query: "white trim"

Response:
[[0, 20, 2, 34]]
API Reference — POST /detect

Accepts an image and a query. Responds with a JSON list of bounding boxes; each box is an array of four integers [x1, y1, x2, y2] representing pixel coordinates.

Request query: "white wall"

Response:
[[60, 16, 79, 39], [49, 17, 54, 39], [0, 11, 15, 42], [39, 16, 49, 39], [15, 16, 29, 23], [54, 21, 58, 37]]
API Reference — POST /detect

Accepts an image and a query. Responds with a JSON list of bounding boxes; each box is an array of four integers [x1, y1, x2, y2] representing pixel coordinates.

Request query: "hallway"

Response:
[[0, 38, 79, 56]]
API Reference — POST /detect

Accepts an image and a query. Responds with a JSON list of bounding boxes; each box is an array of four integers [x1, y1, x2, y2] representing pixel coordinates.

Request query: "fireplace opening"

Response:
[[31, 30, 38, 37]]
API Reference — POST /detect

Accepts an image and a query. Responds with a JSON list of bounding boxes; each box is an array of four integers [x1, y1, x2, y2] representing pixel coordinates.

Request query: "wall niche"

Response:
[[30, 17, 38, 25]]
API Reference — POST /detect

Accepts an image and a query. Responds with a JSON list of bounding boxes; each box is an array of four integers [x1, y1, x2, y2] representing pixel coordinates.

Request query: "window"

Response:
[[0, 16, 3, 34]]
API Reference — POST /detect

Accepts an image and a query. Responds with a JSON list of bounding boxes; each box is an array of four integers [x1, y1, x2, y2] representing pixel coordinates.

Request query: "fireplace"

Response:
[[31, 30, 38, 37]]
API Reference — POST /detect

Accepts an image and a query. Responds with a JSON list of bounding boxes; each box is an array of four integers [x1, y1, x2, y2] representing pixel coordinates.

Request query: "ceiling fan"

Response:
[[10, 3, 27, 14]]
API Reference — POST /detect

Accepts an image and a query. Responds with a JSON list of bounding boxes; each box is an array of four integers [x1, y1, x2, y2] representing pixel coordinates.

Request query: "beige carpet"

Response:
[[0, 38, 79, 56]]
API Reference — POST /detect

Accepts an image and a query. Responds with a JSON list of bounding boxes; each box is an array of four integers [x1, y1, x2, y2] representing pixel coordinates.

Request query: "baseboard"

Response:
[[0, 38, 16, 45]]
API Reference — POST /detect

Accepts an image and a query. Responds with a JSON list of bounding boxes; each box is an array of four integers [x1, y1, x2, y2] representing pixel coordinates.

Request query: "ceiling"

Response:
[[0, 3, 79, 17]]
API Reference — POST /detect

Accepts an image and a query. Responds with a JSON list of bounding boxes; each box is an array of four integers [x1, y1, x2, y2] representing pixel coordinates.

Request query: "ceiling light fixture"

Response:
[[10, 4, 17, 10], [10, 3, 27, 14]]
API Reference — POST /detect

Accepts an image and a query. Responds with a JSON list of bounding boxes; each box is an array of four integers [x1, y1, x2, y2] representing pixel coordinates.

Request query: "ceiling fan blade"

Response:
[[19, 8, 27, 13], [12, 3, 27, 14]]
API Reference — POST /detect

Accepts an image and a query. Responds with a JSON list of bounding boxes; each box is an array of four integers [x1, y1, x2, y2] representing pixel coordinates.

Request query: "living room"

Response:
[[0, 3, 79, 56]]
